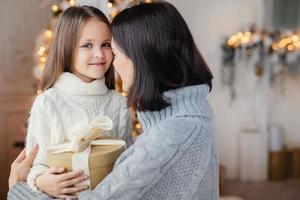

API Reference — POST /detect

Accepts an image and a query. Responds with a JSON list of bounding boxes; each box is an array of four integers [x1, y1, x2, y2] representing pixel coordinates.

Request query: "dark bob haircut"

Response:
[[111, 1, 213, 111]]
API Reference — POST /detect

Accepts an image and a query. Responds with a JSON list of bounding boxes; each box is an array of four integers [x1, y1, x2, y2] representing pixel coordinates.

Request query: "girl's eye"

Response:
[[81, 43, 93, 48], [102, 42, 111, 48]]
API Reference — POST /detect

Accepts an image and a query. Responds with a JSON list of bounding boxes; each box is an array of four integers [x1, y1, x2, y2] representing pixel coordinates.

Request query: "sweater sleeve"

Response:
[[78, 117, 203, 200], [25, 95, 52, 193]]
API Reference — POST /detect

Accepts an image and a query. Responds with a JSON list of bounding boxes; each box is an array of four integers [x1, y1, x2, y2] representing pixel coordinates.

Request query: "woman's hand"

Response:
[[9, 144, 39, 189], [36, 166, 89, 199]]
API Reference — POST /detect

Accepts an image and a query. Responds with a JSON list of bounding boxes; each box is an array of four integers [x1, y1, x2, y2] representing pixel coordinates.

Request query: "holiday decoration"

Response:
[[221, 25, 300, 101]]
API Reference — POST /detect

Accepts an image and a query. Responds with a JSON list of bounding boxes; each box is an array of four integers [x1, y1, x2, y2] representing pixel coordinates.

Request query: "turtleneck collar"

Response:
[[137, 84, 212, 132], [53, 72, 108, 96]]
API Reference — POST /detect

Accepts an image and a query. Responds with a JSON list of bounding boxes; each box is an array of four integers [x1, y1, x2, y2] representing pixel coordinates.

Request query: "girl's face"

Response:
[[112, 38, 134, 92], [72, 18, 113, 82]]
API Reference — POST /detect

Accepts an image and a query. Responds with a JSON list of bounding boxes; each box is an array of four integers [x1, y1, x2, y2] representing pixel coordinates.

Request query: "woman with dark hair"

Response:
[[8, 2, 218, 200]]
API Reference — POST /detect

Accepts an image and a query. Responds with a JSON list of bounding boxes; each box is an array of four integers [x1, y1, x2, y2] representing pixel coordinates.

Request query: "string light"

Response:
[[236, 32, 244, 39], [52, 5, 59, 12], [286, 37, 293, 44], [111, 11, 118, 18], [37, 90, 42, 95], [40, 56, 47, 63], [69, 0, 76, 6], [227, 36, 237, 46], [45, 30, 53, 39], [278, 39, 286, 48], [295, 41, 300, 49], [245, 32, 251, 37], [38, 46, 46, 56], [135, 123, 142, 129], [287, 44, 294, 51], [226, 30, 300, 53], [292, 35, 299, 42], [107, 2, 113, 8], [227, 31, 253, 47], [39, 46, 46, 52]]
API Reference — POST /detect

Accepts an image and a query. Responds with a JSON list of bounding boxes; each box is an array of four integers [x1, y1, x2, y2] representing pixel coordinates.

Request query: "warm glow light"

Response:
[[278, 40, 286, 48], [45, 30, 53, 38], [40, 56, 46, 63], [39, 46, 46, 52], [69, 0, 76, 6], [135, 123, 142, 129], [295, 41, 300, 49], [37, 89, 42, 95], [237, 32, 244, 39], [107, 2, 113, 8], [52, 5, 58, 12], [241, 36, 250, 44], [245, 32, 251, 37], [38, 46, 46, 56], [287, 44, 294, 51], [292, 35, 299, 42], [111, 11, 118, 18], [38, 51, 44, 56], [286, 37, 293, 44], [228, 36, 237, 46]]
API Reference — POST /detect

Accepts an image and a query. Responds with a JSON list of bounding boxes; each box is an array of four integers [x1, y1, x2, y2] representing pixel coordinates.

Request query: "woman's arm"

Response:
[[79, 117, 204, 200], [8, 145, 39, 189]]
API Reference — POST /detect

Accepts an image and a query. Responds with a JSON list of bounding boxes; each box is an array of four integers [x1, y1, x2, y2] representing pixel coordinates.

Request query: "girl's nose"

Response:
[[94, 47, 104, 59]]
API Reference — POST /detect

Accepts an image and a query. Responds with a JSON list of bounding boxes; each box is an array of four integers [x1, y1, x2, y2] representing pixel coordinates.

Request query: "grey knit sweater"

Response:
[[8, 84, 219, 200]]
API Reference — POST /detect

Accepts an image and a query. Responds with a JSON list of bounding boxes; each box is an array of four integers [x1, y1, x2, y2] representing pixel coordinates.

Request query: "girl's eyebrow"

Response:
[[81, 39, 93, 42], [80, 38, 111, 42]]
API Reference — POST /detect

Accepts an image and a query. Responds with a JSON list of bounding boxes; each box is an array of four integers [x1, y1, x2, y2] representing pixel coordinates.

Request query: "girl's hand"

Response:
[[36, 166, 89, 199]]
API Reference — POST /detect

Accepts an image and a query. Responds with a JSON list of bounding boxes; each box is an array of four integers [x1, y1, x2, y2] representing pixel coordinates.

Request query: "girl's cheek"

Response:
[[106, 51, 113, 62]]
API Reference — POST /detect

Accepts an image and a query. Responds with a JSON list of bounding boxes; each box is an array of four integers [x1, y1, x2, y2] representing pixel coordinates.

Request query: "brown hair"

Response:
[[40, 6, 115, 91]]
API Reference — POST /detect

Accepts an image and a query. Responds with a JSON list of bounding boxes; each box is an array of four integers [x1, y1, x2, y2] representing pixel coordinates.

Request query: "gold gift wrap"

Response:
[[46, 141, 125, 189]]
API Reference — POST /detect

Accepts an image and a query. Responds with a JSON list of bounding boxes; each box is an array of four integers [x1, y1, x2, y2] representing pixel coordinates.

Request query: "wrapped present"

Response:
[[46, 115, 126, 189]]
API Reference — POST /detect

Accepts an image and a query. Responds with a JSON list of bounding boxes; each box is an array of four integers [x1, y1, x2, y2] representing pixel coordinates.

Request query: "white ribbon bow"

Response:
[[48, 115, 125, 153]]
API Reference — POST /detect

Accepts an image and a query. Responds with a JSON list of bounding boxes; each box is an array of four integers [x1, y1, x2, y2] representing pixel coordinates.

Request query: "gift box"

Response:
[[46, 115, 126, 189], [47, 139, 125, 189]]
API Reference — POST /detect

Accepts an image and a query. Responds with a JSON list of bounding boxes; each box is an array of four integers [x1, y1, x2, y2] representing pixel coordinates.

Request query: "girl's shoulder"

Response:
[[107, 89, 125, 99], [31, 88, 58, 111], [107, 89, 127, 105]]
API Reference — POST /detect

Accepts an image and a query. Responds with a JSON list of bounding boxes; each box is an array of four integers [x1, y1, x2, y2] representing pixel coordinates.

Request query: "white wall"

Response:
[[168, 0, 300, 179]]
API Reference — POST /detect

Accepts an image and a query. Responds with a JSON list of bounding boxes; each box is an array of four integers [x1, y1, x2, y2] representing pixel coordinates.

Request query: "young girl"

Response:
[[25, 6, 132, 198]]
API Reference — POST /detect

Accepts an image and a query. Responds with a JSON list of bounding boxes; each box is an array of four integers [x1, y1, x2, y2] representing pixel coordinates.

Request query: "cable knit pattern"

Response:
[[25, 72, 132, 193], [8, 84, 218, 200]]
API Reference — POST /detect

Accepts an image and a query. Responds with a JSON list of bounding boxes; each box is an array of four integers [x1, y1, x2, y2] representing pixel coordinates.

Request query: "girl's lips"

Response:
[[88, 62, 106, 67]]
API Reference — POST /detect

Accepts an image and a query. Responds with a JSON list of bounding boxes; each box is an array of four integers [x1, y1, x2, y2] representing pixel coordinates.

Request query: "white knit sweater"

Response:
[[25, 72, 132, 193]]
